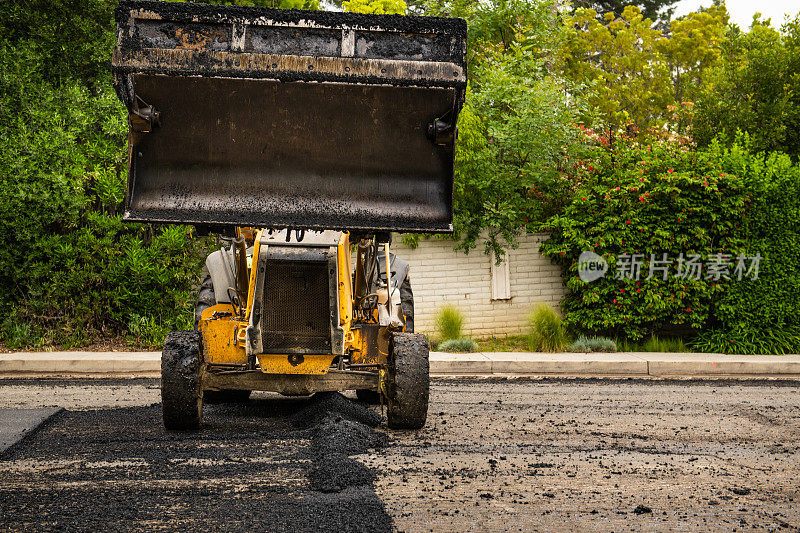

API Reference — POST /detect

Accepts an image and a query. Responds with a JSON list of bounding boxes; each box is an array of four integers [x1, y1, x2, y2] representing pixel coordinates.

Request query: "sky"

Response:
[[673, 0, 799, 29]]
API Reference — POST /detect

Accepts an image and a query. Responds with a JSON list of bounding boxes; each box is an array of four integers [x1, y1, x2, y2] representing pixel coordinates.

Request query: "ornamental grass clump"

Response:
[[569, 335, 617, 353], [435, 304, 464, 342], [527, 303, 568, 352], [437, 338, 479, 353]]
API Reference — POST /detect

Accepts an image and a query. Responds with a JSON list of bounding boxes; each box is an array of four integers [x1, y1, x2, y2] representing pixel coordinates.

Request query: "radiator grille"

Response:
[[260, 260, 331, 352]]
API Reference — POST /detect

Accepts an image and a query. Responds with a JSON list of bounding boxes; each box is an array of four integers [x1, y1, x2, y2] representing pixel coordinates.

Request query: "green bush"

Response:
[[527, 303, 567, 352], [0, 4, 208, 349], [437, 338, 479, 353], [435, 305, 465, 342], [540, 138, 800, 354], [618, 335, 687, 353], [1, 319, 43, 351], [691, 327, 800, 355], [569, 335, 616, 353], [540, 139, 747, 341]]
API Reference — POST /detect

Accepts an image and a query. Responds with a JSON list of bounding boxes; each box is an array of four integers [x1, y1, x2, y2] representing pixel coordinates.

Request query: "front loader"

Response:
[[111, 1, 466, 429]]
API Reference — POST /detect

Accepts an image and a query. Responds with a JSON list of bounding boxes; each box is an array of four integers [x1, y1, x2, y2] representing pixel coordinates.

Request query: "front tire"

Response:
[[356, 275, 415, 404], [386, 332, 429, 429], [161, 330, 203, 430]]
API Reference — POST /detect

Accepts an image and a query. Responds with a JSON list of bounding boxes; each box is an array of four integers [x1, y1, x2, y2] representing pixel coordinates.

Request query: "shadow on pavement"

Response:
[[0, 393, 392, 532]]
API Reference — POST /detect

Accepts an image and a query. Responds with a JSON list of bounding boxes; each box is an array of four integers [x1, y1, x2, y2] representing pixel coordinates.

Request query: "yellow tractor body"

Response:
[[111, 1, 466, 429]]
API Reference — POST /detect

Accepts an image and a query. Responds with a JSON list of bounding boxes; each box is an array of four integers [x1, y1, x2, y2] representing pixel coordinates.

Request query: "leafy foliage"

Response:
[[703, 143, 800, 351], [540, 137, 800, 353], [561, 6, 672, 135], [572, 0, 677, 24], [2, 0, 799, 355], [0, 0, 209, 348], [658, 4, 729, 124], [691, 327, 800, 355], [561, 5, 728, 136], [694, 15, 800, 159], [417, 0, 587, 256], [540, 138, 748, 340], [343, 0, 406, 14]]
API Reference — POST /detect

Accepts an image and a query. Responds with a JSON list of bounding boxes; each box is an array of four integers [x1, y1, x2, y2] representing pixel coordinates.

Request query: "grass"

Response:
[[527, 303, 568, 352], [437, 337, 479, 353], [618, 335, 688, 353], [474, 332, 693, 354], [435, 305, 464, 342], [476, 335, 531, 352], [569, 335, 617, 353]]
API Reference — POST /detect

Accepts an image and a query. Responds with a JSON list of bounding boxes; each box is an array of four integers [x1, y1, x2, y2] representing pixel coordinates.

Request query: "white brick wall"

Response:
[[393, 232, 566, 338]]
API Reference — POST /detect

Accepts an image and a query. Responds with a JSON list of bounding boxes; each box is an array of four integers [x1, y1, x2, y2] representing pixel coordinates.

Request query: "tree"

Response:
[[658, 4, 728, 107], [694, 14, 800, 159], [422, 0, 587, 256], [561, 6, 672, 136], [572, 0, 677, 25], [420, 0, 556, 74], [561, 4, 730, 137], [342, 0, 406, 14], [0, 0, 207, 347]]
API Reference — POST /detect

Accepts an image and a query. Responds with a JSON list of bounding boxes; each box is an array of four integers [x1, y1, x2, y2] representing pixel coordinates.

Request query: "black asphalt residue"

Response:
[[294, 393, 387, 494], [0, 393, 391, 532], [115, 0, 467, 65]]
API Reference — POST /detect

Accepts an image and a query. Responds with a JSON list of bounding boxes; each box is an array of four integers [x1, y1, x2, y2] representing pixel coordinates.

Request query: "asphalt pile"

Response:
[[290, 392, 388, 494]]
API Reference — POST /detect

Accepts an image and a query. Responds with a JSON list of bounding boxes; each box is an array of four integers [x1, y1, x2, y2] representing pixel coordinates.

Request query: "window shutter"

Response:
[[491, 252, 511, 300]]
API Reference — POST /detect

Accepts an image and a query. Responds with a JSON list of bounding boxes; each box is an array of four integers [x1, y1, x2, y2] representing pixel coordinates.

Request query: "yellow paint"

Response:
[[245, 229, 263, 322], [349, 328, 373, 366], [337, 232, 352, 329], [199, 304, 248, 365], [257, 353, 337, 375]]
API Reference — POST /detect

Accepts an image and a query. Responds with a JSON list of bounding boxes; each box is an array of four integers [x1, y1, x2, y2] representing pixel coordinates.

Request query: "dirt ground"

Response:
[[0, 377, 798, 531]]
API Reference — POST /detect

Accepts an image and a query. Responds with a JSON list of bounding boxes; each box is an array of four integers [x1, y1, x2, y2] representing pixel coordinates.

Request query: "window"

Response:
[[491, 252, 511, 300]]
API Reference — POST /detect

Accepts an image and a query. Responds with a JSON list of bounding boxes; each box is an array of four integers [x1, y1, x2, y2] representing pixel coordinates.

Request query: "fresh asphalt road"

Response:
[[0, 377, 798, 531]]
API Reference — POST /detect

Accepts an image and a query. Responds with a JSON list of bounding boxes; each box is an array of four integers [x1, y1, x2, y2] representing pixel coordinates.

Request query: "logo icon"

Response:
[[578, 251, 608, 283]]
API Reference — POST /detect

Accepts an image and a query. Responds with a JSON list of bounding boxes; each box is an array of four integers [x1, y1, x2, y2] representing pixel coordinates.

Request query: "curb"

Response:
[[1, 351, 799, 379], [0, 352, 160, 378], [429, 352, 800, 378]]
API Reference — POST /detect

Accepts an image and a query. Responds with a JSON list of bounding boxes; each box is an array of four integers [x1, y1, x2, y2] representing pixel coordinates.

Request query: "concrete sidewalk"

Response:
[[1, 351, 799, 378]]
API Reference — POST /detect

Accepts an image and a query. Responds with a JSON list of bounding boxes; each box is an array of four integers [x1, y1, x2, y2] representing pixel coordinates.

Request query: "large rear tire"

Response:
[[161, 330, 203, 430], [386, 332, 429, 429], [399, 276, 414, 333]]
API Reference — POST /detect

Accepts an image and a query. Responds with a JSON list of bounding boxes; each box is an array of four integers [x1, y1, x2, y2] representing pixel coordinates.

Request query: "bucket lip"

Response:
[[115, 1, 467, 67], [123, 212, 456, 234]]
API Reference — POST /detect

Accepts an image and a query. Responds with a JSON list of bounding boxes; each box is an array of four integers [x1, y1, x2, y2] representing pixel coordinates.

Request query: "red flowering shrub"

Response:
[[540, 140, 748, 340], [541, 137, 800, 353]]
